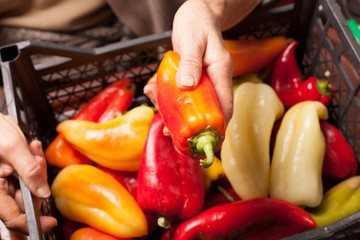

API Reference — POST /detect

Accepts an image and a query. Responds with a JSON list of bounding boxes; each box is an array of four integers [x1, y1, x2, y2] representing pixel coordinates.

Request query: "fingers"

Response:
[[172, 1, 207, 90], [175, 48, 203, 90], [0, 178, 28, 235], [204, 40, 234, 125], [171, 1, 234, 125], [143, 74, 159, 109], [0, 114, 50, 199], [39, 216, 58, 234]]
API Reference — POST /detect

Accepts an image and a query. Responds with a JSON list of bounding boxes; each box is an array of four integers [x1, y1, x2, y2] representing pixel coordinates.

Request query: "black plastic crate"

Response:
[[1, 0, 360, 239]]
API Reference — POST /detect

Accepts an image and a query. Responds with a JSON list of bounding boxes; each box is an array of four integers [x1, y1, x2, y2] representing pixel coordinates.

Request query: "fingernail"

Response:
[[37, 185, 51, 198], [179, 75, 195, 87]]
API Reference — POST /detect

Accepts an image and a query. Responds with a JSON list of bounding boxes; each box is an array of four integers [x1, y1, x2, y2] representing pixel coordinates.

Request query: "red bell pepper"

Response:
[[45, 78, 135, 168], [137, 113, 205, 220], [156, 51, 225, 168], [320, 120, 358, 180], [162, 198, 316, 240], [271, 41, 335, 108]]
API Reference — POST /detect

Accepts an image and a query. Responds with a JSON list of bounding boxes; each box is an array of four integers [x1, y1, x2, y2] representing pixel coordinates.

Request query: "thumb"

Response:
[[175, 47, 204, 90]]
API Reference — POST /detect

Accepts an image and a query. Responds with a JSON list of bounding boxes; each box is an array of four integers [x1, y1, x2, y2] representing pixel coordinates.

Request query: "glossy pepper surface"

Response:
[[271, 41, 335, 108], [162, 198, 316, 240], [70, 227, 131, 240], [51, 164, 148, 238], [307, 176, 360, 227], [45, 78, 135, 168], [270, 101, 328, 207], [224, 36, 289, 77], [156, 50, 225, 168], [320, 120, 358, 180], [221, 82, 284, 200], [137, 113, 205, 219], [57, 105, 154, 171]]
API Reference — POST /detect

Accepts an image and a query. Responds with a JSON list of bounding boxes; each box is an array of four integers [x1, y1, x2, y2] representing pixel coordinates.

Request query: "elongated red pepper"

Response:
[[137, 113, 205, 219], [45, 78, 135, 168], [156, 51, 225, 168], [271, 41, 335, 108], [162, 198, 316, 240], [320, 120, 358, 180]]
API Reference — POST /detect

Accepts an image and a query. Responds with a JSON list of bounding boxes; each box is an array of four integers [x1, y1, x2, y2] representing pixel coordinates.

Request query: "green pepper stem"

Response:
[[188, 126, 224, 168]]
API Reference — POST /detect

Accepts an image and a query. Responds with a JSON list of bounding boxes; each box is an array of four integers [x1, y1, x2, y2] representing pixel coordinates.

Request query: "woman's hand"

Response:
[[145, 0, 261, 125], [0, 113, 57, 235]]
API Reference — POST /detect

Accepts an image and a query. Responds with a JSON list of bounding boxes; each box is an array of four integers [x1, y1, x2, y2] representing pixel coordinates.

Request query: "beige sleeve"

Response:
[[0, 0, 112, 31], [105, 0, 183, 36]]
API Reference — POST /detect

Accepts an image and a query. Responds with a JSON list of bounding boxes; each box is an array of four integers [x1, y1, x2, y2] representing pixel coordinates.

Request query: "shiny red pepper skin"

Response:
[[271, 41, 335, 108], [320, 120, 358, 180], [95, 165, 138, 198], [137, 113, 205, 219], [162, 198, 316, 240]]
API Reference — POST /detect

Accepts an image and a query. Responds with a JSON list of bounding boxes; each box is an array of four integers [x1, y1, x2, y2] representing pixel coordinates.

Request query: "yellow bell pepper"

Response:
[[51, 164, 148, 238], [270, 101, 328, 207], [307, 176, 360, 227], [202, 156, 225, 182], [221, 82, 284, 199], [56, 106, 154, 171]]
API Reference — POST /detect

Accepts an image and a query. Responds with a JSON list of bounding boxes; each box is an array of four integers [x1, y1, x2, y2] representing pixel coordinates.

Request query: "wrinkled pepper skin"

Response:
[[224, 36, 289, 77], [137, 113, 205, 219], [51, 164, 148, 238], [221, 82, 284, 200], [307, 176, 360, 228], [320, 120, 358, 180], [270, 101, 329, 207], [156, 50, 225, 168], [162, 198, 316, 240], [57, 106, 154, 171], [70, 227, 131, 240], [45, 78, 135, 168], [271, 41, 335, 108]]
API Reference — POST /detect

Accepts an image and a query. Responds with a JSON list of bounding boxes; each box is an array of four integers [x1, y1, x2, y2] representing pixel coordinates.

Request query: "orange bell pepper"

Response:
[[156, 51, 225, 168], [45, 78, 135, 168], [51, 164, 148, 238], [56, 105, 154, 171], [224, 36, 289, 77], [70, 227, 131, 240]]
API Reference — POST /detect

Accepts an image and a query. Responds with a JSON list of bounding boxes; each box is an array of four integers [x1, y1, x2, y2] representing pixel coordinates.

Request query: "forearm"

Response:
[[190, 0, 262, 31]]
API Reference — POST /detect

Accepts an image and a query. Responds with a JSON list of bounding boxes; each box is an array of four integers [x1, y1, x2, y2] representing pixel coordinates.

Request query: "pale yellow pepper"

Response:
[[221, 82, 284, 200], [270, 101, 328, 207], [51, 164, 148, 238], [56, 105, 154, 171]]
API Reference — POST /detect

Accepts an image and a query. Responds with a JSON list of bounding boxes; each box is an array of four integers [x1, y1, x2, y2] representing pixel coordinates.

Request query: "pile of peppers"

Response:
[[44, 35, 360, 240]]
